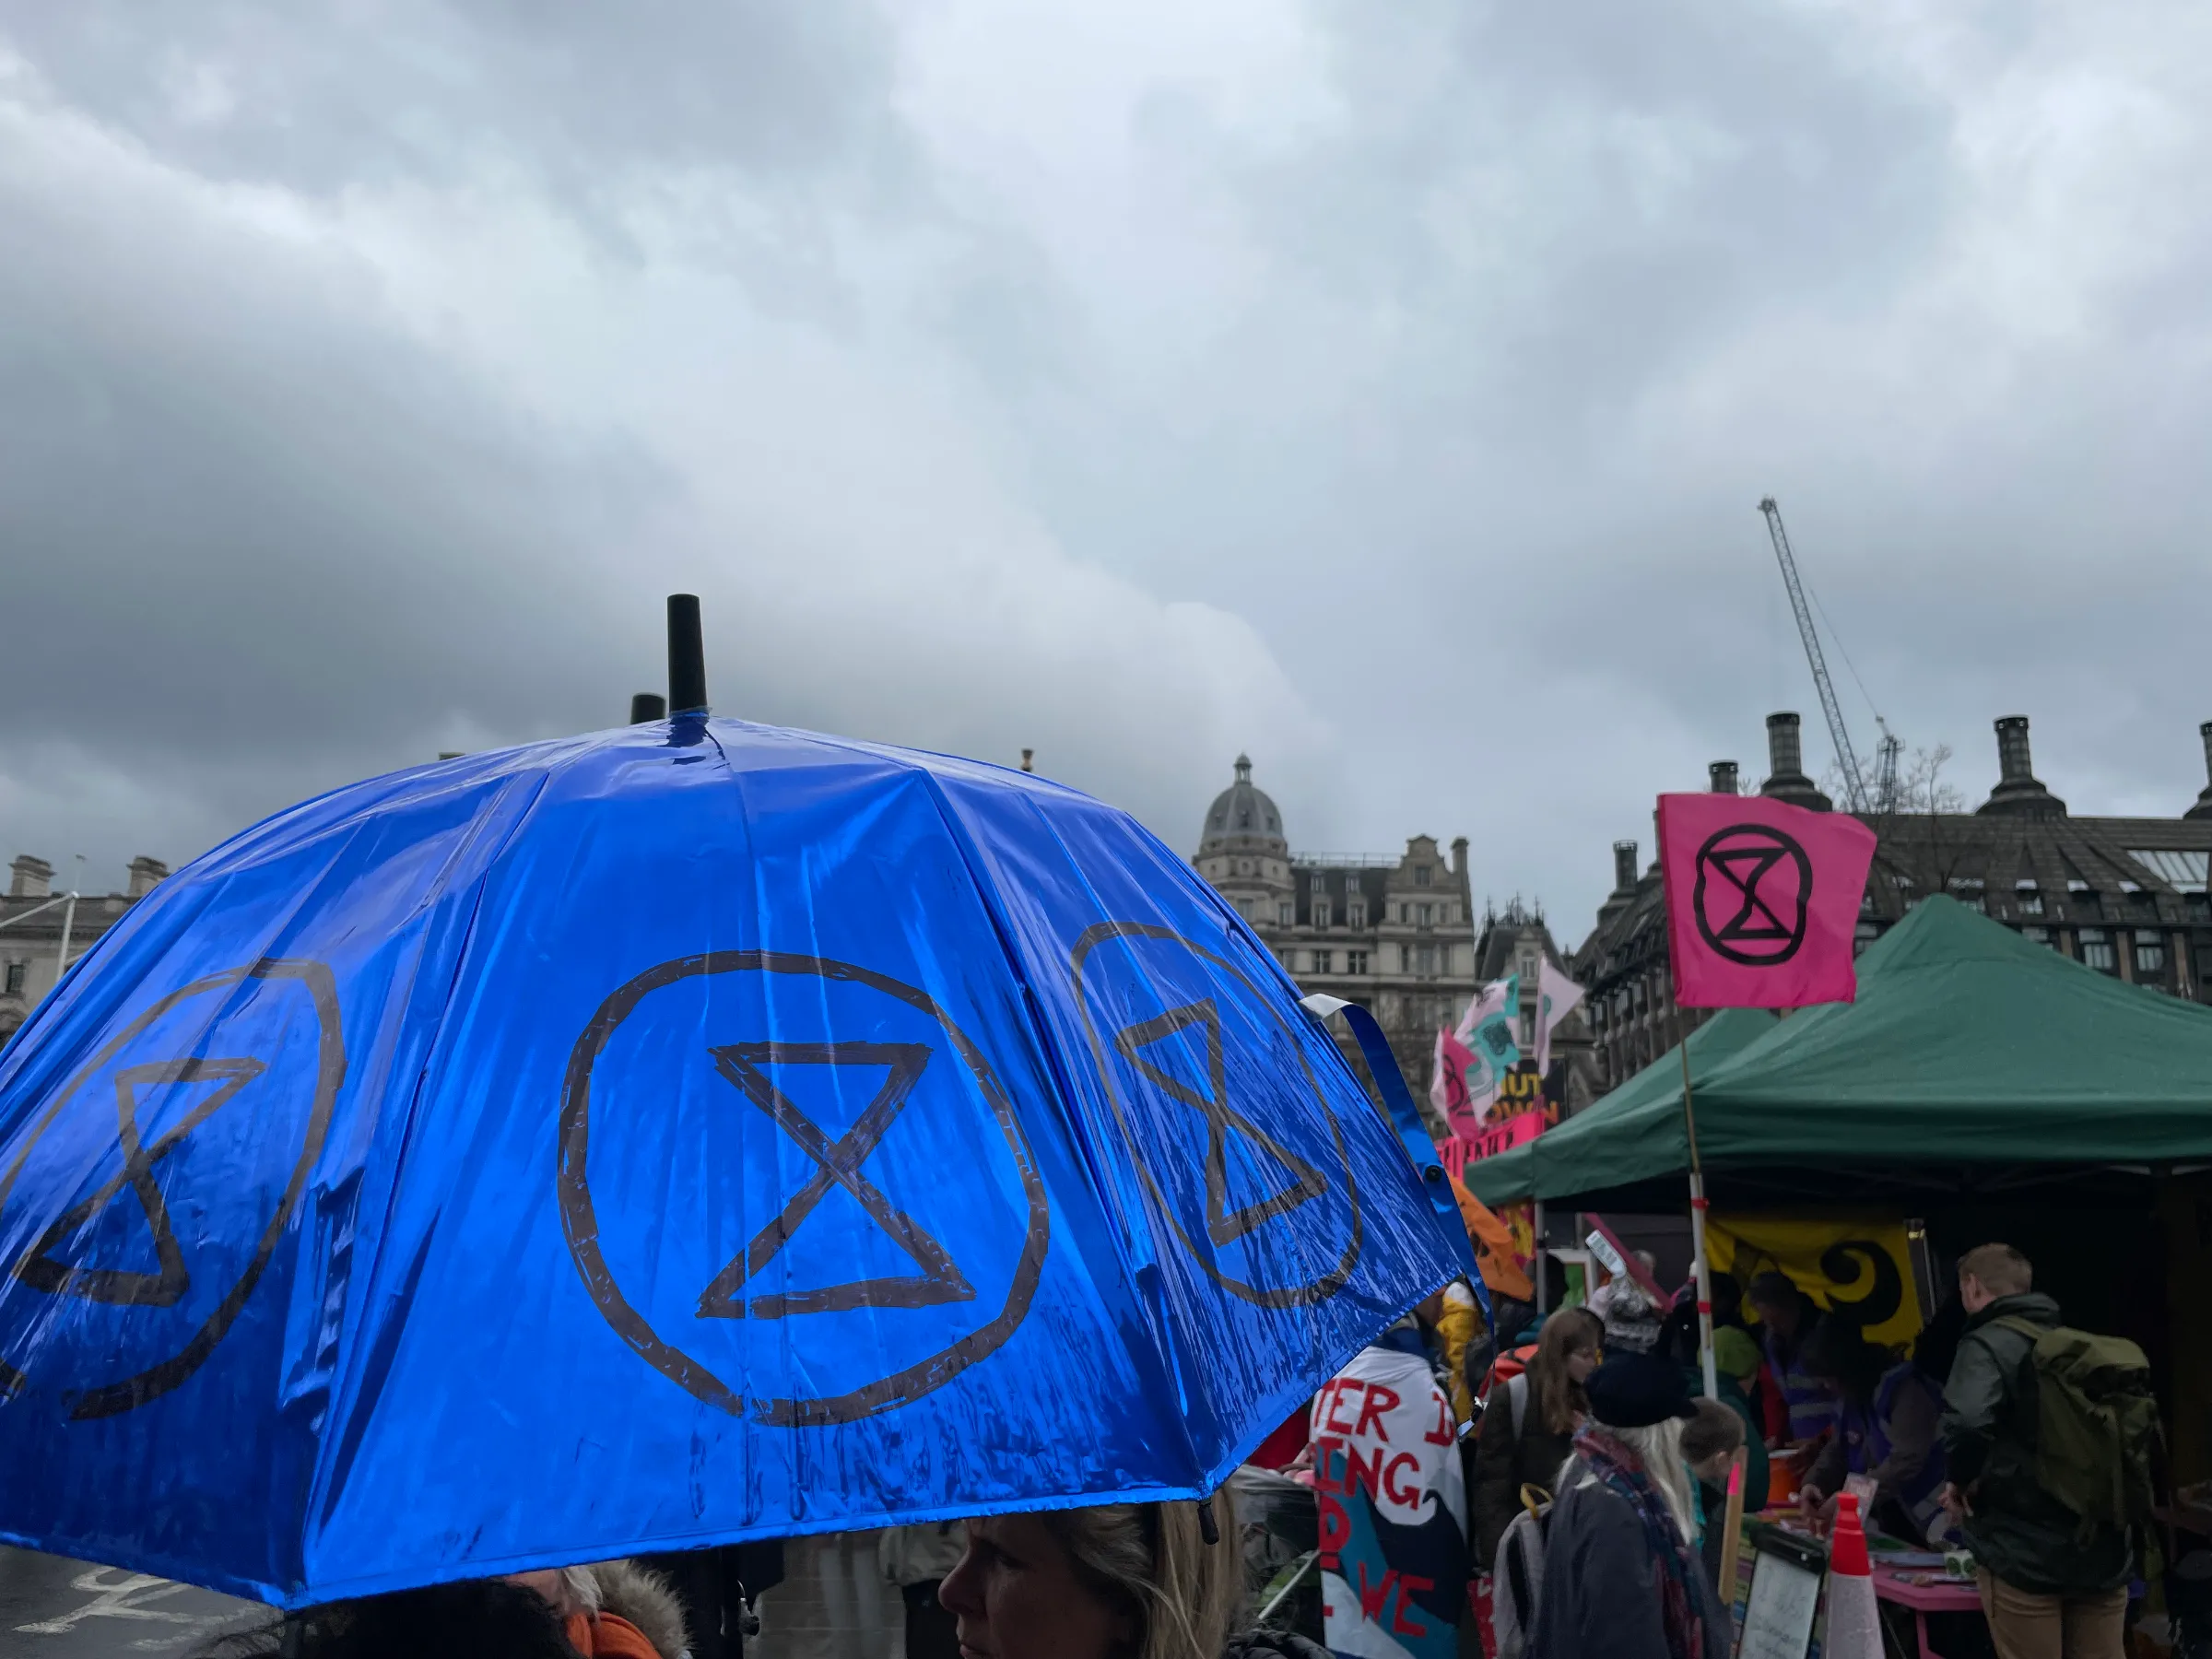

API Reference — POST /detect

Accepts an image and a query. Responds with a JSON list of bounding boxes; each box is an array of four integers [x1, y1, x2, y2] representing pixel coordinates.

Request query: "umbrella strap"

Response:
[[1300, 994, 1487, 1302]]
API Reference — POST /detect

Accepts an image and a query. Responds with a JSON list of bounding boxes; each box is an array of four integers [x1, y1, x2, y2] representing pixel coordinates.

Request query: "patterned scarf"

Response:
[[1572, 1423, 1706, 1659]]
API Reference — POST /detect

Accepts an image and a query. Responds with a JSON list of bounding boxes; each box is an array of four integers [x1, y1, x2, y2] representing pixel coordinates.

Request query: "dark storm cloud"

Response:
[[3, 0, 2207, 936]]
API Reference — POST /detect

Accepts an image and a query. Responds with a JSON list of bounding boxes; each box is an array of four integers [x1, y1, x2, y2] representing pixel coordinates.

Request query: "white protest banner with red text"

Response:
[[1311, 1345, 1467, 1659]]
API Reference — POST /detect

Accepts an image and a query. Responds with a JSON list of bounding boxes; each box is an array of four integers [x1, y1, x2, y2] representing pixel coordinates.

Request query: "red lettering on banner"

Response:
[[1322, 1381, 1359, 1436], [1391, 1575, 1436, 1637], [1312, 1435, 1345, 1496], [1356, 1564, 1395, 1623], [1382, 1452, 1422, 1506], [1425, 1394, 1454, 1446], [1353, 1383, 1400, 1441], [1346, 1442, 1383, 1502], [1316, 1492, 1347, 1569]]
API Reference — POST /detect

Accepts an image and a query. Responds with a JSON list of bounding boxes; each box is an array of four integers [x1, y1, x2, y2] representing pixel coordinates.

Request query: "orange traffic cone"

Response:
[[1825, 1492, 1882, 1659]]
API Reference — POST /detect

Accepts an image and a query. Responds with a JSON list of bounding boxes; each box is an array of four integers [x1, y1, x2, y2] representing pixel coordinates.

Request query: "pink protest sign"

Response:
[[1657, 792, 1877, 1008]]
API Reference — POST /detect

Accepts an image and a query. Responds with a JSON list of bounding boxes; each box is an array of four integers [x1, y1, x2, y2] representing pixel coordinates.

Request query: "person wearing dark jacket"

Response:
[[1937, 1243, 2131, 1659], [1528, 1352, 1731, 1659], [1475, 1306, 1603, 1566]]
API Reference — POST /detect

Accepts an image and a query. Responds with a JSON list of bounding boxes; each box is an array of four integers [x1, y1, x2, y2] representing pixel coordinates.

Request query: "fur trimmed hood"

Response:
[[580, 1560, 690, 1659]]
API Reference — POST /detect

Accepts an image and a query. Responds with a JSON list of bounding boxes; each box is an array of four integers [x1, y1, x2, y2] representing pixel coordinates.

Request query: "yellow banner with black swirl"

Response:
[[1707, 1215, 1924, 1348]]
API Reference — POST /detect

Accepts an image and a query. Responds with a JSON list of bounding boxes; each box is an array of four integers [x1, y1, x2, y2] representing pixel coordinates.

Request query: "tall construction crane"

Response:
[[1758, 496, 1876, 815]]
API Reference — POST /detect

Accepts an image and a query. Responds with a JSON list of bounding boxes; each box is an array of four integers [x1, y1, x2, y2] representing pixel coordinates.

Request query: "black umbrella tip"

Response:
[[667, 594, 708, 716], [629, 692, 668, 724]]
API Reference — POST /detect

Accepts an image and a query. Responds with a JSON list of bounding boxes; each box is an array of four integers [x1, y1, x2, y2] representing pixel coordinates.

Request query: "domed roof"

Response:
[[1199, 755, 1288, 854]]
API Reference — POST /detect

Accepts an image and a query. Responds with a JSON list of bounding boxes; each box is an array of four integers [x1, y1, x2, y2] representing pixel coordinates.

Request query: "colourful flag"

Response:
[[1657, 793, 1877, 1008], [1533, 957, 1584, 1075], [1451, 975, 1519, 1122]]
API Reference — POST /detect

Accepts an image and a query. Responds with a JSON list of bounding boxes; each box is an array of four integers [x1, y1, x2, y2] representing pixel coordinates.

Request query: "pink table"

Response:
[[1872, 1567, 1981, 1659]]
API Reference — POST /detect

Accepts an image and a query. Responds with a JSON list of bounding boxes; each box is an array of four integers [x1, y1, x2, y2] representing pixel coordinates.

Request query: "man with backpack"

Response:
[[1938, 1243, 2157, 1659]]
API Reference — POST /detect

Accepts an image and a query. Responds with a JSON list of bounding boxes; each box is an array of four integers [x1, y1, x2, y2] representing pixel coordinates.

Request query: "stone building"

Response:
[[1194, 756, 1478, 1093], [0, 854, 169, 1043], [1572, 714, 2212, 1095]]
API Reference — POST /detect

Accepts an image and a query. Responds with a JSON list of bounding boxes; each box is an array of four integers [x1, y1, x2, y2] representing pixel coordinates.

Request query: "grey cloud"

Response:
[[0, 1, 908, 202]]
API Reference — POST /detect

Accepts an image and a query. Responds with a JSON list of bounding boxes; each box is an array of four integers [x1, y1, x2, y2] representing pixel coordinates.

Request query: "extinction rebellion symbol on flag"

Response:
[[1692, 824, 1813, 966], [1658, 792, 1877, 1009]]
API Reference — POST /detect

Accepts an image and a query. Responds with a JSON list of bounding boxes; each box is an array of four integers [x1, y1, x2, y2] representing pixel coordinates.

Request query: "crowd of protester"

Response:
[[182, 1240, 2151, 1659]]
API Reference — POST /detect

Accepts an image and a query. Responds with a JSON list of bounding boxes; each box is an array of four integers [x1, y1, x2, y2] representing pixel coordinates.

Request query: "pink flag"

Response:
[[1430, 1026, 1482, 1135], [1658, 792, 1877, 1008]]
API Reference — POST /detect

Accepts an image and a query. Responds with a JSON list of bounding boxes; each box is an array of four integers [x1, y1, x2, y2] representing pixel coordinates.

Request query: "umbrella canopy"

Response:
[[1462, 1007, 1776, 1206], [0, 717, 1465, 1606], [1466, 896, 2212, 1209]]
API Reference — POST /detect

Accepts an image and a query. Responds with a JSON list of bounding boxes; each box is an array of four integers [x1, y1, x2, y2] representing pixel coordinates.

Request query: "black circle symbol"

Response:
[[556, 951, 1052, 1428], [0, 959, 346, 1418], [1692, 825, 1813, 966], [1069, 923, 1361, 1309]]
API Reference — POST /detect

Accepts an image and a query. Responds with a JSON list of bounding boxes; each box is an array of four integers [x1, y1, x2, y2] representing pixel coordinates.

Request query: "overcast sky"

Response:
[[3, 1, 2208, 942]]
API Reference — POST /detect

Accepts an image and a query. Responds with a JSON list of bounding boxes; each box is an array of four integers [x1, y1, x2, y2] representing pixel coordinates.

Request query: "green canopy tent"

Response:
[[1465, 895, 2212, 1213]]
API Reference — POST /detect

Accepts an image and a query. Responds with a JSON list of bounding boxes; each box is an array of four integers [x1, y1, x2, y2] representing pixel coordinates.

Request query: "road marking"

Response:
[[14, 1567, 218, 1636]]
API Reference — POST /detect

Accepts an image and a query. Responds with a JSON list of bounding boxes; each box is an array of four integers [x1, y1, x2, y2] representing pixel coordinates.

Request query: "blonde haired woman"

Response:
[[1527, 1353, 1730, 1659], [937, 1496, 1321, 1659]]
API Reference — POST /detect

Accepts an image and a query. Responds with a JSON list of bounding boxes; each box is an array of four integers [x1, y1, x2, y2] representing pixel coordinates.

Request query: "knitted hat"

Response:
[[1590, 1278, 1664, 1355], [1585, 1350, 1698, 1429]]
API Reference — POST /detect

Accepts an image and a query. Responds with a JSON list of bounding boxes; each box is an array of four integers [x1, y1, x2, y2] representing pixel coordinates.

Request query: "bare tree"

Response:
[[1826, 744, 1973, 905]]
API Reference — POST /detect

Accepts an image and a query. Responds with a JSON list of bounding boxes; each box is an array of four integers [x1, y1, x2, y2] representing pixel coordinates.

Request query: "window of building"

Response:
[[1313, 900, 1332, 929], [1312, 871, 1330, 893], [2130, 849, 2209, 894], [1862, 891, 1876, 913], [3, 960, 23, 995], [1347, 900, 1367, 929], [1853, 921, 1878, 958], [1277, 901, 1294, 926], [1416, 903, 1433, 928], [1415, 865, 1433, 887], [2135, 932, 2166, 979], [1312, 949, 1335, 974], [2066, 877, 2090, 895], [1347, 950, 1369, 975], [1519, 1012, 1535, 1045], [2077, 928, 2116, 973], [2021, 926, 2051, 946], [2015, 884, 2043, 916], [1415, 944, 1437, 977]]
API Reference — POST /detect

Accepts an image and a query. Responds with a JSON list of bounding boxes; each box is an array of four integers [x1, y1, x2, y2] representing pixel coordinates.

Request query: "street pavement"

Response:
[[0, 1548, 252, 1657]]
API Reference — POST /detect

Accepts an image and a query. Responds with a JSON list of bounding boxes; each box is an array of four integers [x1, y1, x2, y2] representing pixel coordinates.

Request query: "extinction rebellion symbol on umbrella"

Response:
[[1070, 923, 1362, 1309], [558, 951, 1050, 1429], [0, 959, 345, 1420], [1692, 824, 1814, 966]]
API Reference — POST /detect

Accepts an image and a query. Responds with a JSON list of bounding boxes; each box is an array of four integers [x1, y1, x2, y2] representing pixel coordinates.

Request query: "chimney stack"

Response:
[[1759, 712, 1832, 811], [125, 857, 168, 900], [1020, 748, 1034, 773], [1452, 835, 1469, 878], [1612, 840, 1639, 893], [9, 855, 53, 900], [1709, 760, 1739, 795], [1977, 715, 2066, 818], [2188, 720, 2212, 820]]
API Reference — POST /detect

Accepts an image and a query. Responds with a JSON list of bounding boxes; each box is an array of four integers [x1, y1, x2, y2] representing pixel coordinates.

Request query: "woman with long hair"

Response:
[[938, 1495, 1324, 1659], [1528, 1353, 1730, 1659], [1474, 1306, 1604, 1567]]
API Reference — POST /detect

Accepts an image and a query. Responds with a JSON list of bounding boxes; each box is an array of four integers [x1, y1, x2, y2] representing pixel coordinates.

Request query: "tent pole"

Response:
[[1682, 1038, 1718, 1400], [1533, 1199, 1547, 1315]]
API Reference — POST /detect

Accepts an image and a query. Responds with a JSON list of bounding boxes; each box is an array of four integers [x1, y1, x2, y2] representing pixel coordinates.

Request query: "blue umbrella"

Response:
[[0, 626, 1474, 1608]]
